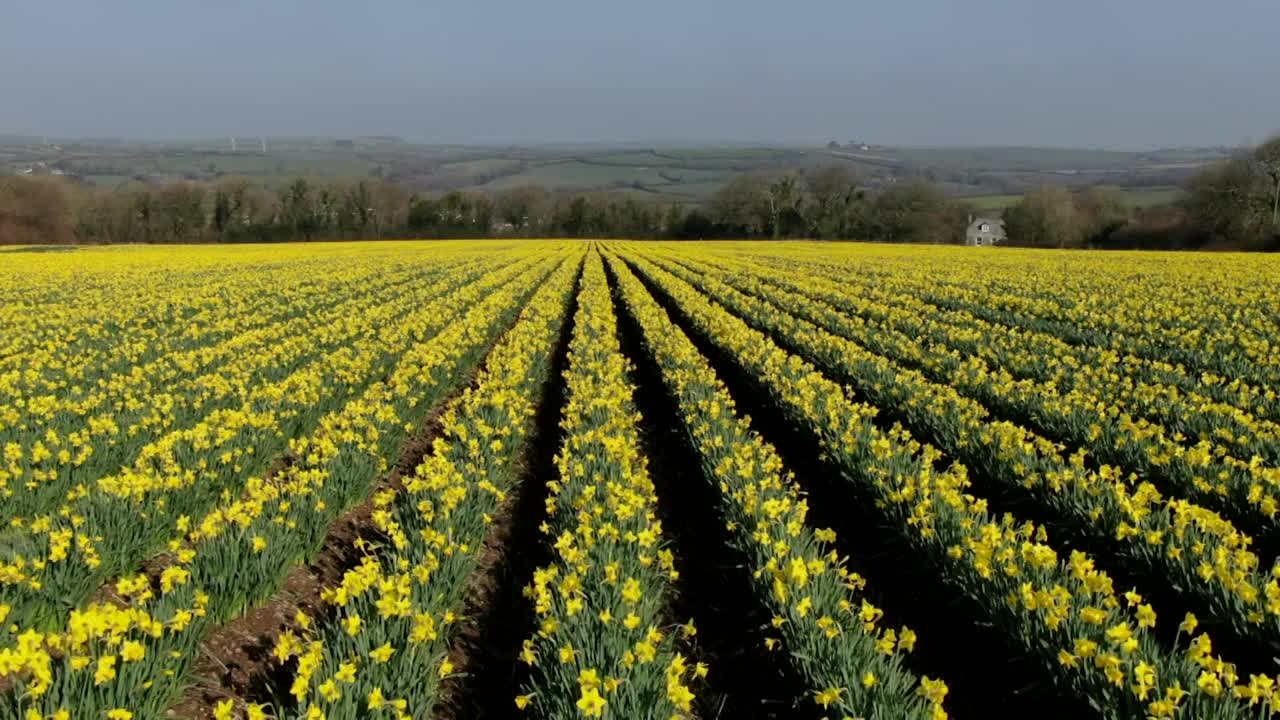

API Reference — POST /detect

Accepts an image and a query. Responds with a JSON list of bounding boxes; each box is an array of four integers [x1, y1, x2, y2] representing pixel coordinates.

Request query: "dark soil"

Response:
[[432, 270, 580, 720], [607, 260, 820, 720]]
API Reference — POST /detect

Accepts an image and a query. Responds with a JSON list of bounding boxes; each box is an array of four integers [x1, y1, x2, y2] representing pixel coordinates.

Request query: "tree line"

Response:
[[0, 168, 969, 245], [1, 136, 1277, 248]]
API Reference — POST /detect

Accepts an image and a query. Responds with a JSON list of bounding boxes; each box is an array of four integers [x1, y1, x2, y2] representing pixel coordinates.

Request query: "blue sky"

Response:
[[2, 0, 1276, 147]]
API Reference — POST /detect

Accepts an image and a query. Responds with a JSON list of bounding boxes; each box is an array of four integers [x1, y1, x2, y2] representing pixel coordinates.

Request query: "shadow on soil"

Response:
[[432, 269, 581, 720]]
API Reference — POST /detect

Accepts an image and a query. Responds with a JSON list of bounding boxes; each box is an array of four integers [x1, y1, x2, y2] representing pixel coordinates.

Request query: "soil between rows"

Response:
[[606, 260, 819, 720], [431, 266, 581, 720]]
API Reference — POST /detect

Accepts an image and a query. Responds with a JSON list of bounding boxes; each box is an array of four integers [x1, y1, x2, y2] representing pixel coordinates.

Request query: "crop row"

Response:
[[738, 253, 1280, 547], [761, 246, 1280, 390], [515, 252, 694, 719], [0, 257, 483, 522], [747, 249, 1280, 422]]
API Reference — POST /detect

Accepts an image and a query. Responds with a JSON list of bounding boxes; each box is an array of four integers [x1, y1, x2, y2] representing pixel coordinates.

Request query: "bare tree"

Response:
[[868, 180, 967, 244], [1256, 136, 1280, 229], [768, 174, 801, 239], [707, 173, 772, 236], [1183, 153, 1272, 247], [0, 176, 75, 244], [1003, 185, 1084, 248], [805, 165, 862, 238], [494, 185, 547, 232]]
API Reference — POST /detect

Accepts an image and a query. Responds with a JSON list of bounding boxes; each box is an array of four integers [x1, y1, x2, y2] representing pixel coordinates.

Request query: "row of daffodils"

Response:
[[514, 253, 695, 718]]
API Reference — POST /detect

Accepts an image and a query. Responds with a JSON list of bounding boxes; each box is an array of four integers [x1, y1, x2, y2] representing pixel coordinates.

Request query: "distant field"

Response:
[[438, 158, 523, 175], [82, 174, 133, 187], [963, 186, 1183, 212], [962, 194, 1024, 211], [481, 161, 675, 190], [664, 180, 730, 198], [1, 137, 1227, 202], [479, 159, 734, 194]]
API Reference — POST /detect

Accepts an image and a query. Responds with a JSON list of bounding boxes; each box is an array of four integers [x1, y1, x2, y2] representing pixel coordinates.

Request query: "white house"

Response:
[[965, 216, 1006, 246]]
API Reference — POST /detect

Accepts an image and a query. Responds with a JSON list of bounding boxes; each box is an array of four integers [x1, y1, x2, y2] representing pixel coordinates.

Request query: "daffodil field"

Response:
[[1, 240, 1279, 720]]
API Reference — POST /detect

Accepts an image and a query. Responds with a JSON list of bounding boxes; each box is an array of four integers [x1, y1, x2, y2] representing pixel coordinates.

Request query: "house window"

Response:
[[979, 223, 990, 232]]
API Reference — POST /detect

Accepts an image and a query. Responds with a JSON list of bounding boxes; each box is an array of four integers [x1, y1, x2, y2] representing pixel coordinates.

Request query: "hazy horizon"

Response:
[[3, 1, 1277, 149], [0, 131, 1254, 152]]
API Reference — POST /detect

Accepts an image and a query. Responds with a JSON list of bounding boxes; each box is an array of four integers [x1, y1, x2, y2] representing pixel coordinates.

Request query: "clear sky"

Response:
[[2, 0, 1276, 148]]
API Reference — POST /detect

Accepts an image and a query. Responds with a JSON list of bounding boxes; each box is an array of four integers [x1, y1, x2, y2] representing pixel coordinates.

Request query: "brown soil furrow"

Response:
[[165, 402, 450, 719], [431, 270, 579, 720]]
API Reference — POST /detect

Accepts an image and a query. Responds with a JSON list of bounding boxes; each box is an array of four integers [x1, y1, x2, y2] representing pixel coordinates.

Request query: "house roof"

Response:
[[967, 217, 1006, 232]]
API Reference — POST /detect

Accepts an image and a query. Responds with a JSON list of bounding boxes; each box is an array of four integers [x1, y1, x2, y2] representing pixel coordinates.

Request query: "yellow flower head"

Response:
[[814, 687, 843, 708], [370, 643, 396, 663], [576, 687, 607, 717], [343, 614, 362, 637]]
